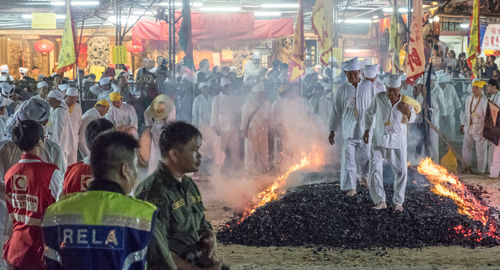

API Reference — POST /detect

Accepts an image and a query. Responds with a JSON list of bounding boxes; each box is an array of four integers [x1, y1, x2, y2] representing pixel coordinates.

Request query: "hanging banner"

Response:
[[405, 0, 426, 85], [287, 0, 305, 82], [112, 46, 128, 64], [31, 13, 56, 29], [57, 0, 76, 73], [467, 0, 481, 78], [482, 24, 500, 51], [221, 49, 234, 62], [311, 0, 333, 66]]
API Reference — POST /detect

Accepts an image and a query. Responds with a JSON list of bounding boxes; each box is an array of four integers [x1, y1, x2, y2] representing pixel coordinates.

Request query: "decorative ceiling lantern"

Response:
[[127, 42, 143, 53], [34, 39, 55, 53]]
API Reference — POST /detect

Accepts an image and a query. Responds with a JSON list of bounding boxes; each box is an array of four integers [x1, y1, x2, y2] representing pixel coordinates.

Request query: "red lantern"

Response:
[[127, 42, 143, 53], [34, 39, 55, 53]]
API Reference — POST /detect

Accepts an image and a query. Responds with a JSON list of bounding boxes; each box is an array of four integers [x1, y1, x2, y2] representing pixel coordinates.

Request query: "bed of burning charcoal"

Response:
[[218, 166, 500, 249]]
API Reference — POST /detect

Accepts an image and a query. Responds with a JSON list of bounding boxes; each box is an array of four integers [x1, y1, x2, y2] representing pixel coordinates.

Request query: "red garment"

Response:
[[63, 161, 92, 195], [3, 154, 57, 270]]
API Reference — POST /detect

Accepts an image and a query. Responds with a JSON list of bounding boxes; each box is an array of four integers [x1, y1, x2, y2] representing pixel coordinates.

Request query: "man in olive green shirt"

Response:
[[135, 121, 221, 270]]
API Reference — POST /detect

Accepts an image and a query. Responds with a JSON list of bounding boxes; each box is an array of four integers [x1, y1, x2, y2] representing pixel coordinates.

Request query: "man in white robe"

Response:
[[0, 65, 13, 82], [64, 88, 81, 164], [461, 79, 488, 174], [407, 77, 426, 165], [244, 54, 261, 86], [363, 75, 416, 212], [78, 99, 110, 158], [90, 77, 113, 101], [47, 90, 75, 169], [241, 82, 271, 173], [211, 77, 241, 169], [33, 81, 50, 103], [328, 57, 379, 196], [0, 96, 12, 141], [427, 73, 446, 162], [437, 73, 462, 141], [105, 92, 138, 137], [192, 81, 213, 127]]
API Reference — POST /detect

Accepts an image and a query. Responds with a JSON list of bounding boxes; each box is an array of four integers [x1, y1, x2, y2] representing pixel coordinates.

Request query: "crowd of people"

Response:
[[0, 36, 499, 268]]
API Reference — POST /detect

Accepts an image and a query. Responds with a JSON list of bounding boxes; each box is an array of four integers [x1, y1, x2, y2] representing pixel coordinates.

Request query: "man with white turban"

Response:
[[427, 72, 446, 162], [241, 82, 271, 173], [461, 79, 488, 174], [90, 77, 113, 100], [47, 90, 75, 167], [328, 57, 379, 196], [64, 88, 82, 164], [192, 81, 213, 127], [211, 77, 241, 169], [363, 75, 416, 212], [33, 81, 50, 102], [244, 54, 261, 85], [0, 65, 13, 82]]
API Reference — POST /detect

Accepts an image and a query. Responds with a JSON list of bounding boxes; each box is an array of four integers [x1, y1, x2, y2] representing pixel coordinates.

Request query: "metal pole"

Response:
[[172, 0, 176, 78]]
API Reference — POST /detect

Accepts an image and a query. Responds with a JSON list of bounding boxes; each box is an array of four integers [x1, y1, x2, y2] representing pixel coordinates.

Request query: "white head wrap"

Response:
[[0, 65, 8, 73], [65, 87, 79, 97], [37, 81, 48, 89], [48, 90, 64, 101], [344, 57, 362, 71], [220, 77, 231, 87], [19, 67, 28, 74], [58, 84, 69, 91], [363, 64, 379, 78], [385, 75, 402, 88], [99, 77, 111, 86]]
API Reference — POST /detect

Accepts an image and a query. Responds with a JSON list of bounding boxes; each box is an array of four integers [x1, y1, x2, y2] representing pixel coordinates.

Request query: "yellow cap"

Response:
[[95, 99, 109, 107], [109, 92, 122, 102], [472, 79, 487, 88]]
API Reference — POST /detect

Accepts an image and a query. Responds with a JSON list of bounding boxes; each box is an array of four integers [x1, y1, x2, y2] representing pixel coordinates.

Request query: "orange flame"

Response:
[[417, 158, 499, 240], [241, 144, 325, 221]]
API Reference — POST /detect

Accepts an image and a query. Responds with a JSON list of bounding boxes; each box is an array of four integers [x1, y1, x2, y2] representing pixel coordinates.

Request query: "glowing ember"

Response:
[[417, 158, 499, 240], [241, 144, 325, 221]]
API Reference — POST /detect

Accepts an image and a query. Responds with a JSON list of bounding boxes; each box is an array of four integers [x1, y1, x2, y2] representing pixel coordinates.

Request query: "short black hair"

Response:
[[85, 118, 115, 149], [160, 121, 202, 157], [91, 131, 139, 179], [488, 79, 499, 90], [12, 120, 44, 151]]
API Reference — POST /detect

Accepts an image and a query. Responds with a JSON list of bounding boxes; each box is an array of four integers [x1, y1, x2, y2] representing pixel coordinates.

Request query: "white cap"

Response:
[[65, 87, 79, 97], [344, 57, 362, 71], [58, 84, 69, 91], [446, 74, 453, 83], [99, 77, 111, 86], [90, 84, 102, 96], [363, 64, 379, 78], [0, 96, 12, 108], [1, 83, 14, 97], [48, 90, 64, 101], [437, 73, 448, 84], [384, 75, 402, 88], [252, 82, 265, 93], [37, 81, 48, 88], [252, 53, 261, 60], [221, 77, 231, 87], [19, 67, 28, 74], [0, 65, 8, 73], [18, 98, 51, 123], [198, 81, 210, 89]]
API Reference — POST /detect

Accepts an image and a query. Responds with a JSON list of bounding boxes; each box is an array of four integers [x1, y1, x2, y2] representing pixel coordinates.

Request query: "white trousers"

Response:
[[340, 138, 370, 191], [462, 133, 488, 173], [430, 128, 440, 163], [368, 146, 408, 206], [244, 128, 269, 173], [220, 130, 241, 169], [489, 141, 500, 177]]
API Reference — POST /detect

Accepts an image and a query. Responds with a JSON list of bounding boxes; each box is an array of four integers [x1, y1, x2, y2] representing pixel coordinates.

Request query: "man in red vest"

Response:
[[63, 118, 114, 195], [3, 120, 63, 269]]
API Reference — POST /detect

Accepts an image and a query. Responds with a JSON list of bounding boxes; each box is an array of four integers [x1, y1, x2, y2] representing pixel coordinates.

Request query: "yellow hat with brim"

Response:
[[472, 79, 487, 88], [95, 99, 109, 107], [109, 92, 122, 102], [150, 94, 174, 120]]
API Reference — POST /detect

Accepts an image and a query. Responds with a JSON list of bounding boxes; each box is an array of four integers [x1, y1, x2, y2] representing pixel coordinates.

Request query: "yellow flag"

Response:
[[388, 1, 400, 74], [57, 0, 76, 73], [312, 0, 333, 66], [467, 0, 480, 78], [287, 0, 305, 82], [112, 46, 128, 64]]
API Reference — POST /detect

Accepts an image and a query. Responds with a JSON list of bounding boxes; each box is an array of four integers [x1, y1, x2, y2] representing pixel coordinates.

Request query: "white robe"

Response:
[[364, 92, 416, 205], [78, 108, 102, 158], [147, 119, 168, 175], [211, 93, 241, 167], [243, 61, 260, 85], [67, 102, 82, 164], [192, 94, 212, 128], [329, 79, 381, 190], [0, 115, 8, 142], [461, 94, 488, 173], [47, 103, 75, 167], [105, 103, 138, 137], [439, 84, 462, 141], [241, 96, 271, 173], [428, 85, 446, 162]]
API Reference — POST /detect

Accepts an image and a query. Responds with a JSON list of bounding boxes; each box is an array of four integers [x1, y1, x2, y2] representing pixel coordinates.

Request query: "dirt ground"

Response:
[[197, 171, 500, 270]]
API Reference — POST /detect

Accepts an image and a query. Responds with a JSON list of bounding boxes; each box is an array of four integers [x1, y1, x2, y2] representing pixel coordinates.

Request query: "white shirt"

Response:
[[241, 96, 271, 134], [244, 61, 260, 84], [105, 103, 138, 130], [192, 94, 213, 127], [429, 84, 446, 125], [211, 93, 240, 132], [364, 92, 416, 149], [0, 115, 8, 142], [329, 79, 383, 139], [437, 84, 462, 116], [79, 108, 102, 157], [47, 103, 75, 166], [462, 94, 488, 135]]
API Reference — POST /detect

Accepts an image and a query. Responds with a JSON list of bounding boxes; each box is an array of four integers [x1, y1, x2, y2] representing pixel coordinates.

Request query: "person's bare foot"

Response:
[[373, 201, 387, 210], [359, 178, 368, 187], [394, 204, 404, 212], [346, 189, 357, 196]]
